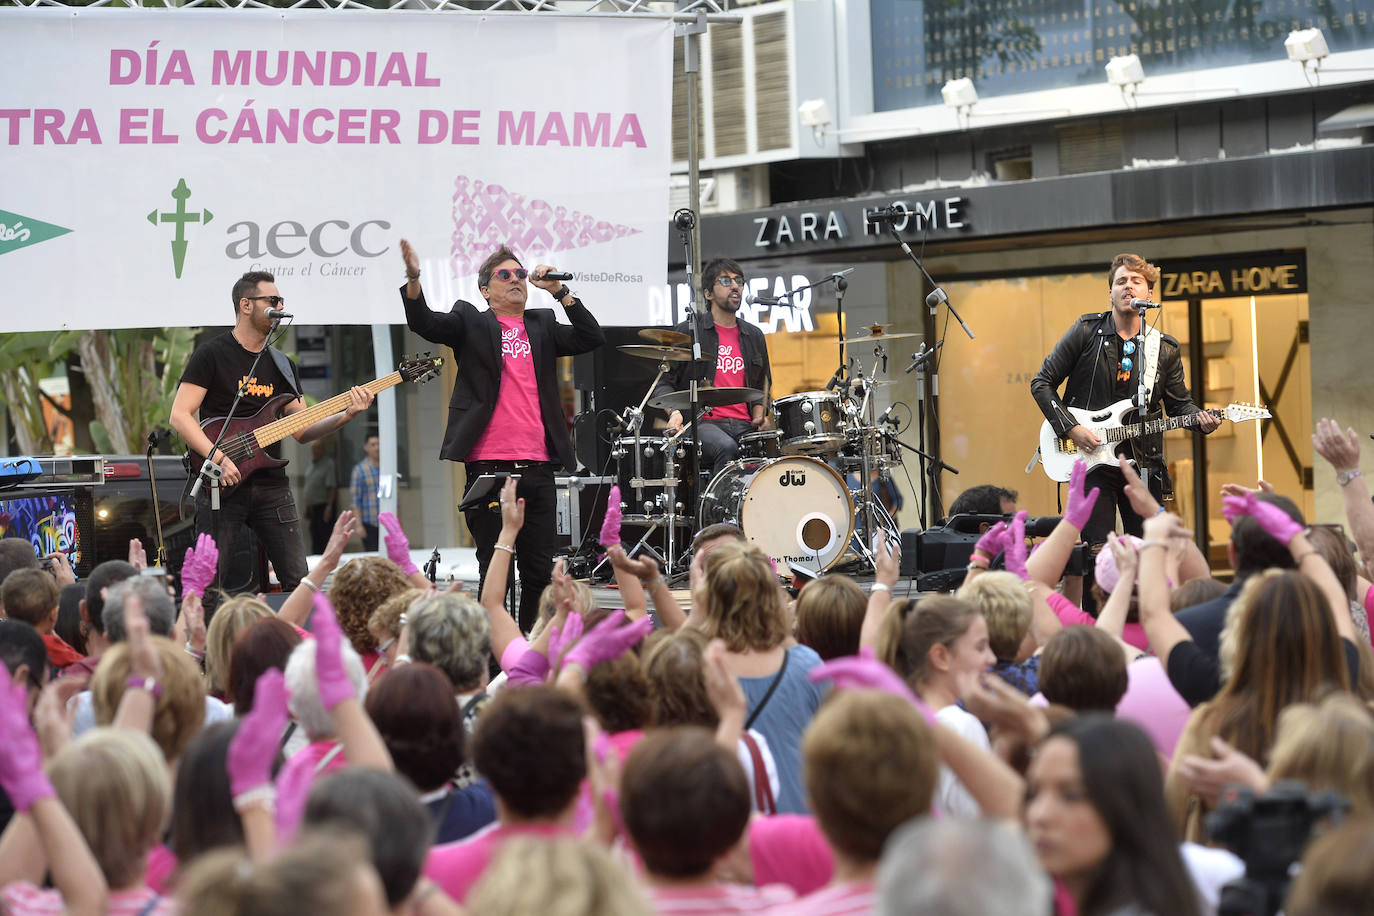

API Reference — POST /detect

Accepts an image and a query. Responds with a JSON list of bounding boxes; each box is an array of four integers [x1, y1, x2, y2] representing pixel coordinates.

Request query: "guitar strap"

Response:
[[1140, 326, 1162, 407], [267, 346, 303, 399]]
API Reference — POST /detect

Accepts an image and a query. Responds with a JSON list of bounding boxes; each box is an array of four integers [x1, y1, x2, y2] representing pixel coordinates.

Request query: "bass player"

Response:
[[170, 270, 374, 606], [1030, 253, 1219, 545]]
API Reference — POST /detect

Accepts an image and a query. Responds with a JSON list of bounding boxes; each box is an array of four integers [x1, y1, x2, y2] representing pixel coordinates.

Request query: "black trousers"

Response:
[[1080, 461, 1165, 548], [464, 461, 557, 633], [195, 475, 308, 616]]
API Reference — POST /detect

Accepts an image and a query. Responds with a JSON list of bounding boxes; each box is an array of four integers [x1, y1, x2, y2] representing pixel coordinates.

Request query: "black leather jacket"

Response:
[[1030, 311, 1202, 468]]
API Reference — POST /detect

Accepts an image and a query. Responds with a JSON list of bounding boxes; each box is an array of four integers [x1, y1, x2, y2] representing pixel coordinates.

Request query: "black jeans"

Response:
[[697, 418, 755, 476], [195, 474, 308, 614], [1080, 462, 1164, 547], [464, 461, 557, 633]]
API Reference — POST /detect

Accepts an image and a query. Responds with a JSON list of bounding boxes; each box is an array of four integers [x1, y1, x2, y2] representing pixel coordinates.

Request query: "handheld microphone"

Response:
[[539, 271, 574, 282], [748, 294, 782, 306], [1129, 298, 1163, 310], [265, 307, 292, 320]]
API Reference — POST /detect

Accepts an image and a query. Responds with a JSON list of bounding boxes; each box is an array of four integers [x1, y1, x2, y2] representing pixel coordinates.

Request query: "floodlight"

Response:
[[1105, 54, 1144, 87], [1285, 28, 1330, 63], [941, 78, 978, 109]]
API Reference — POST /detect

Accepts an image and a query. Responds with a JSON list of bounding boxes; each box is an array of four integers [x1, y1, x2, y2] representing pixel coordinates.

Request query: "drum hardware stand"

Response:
[[675, 207, 706, 533]]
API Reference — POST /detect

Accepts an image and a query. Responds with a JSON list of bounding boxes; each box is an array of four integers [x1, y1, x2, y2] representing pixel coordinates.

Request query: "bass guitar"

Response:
[[188, 355, 443, 497], [1038, 399, 1271, 482]]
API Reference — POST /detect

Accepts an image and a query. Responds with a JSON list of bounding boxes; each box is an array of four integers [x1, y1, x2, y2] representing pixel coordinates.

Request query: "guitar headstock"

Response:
[[1220, 402, 1272, 422], [400, 354, 443, 384]]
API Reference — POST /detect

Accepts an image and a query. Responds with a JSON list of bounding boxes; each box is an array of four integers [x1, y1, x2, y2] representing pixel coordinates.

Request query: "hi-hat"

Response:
[[616, 345, 709, 363], [650, 387, 761, 411], [843, 324, 919, 344], [638, 328, 691, 347]]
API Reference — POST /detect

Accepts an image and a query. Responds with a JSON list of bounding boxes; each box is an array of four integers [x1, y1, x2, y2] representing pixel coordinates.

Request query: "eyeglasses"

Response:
[[715, 276, 746, 288], [246, 295, 286, 308], [491, 268, 529, 282]]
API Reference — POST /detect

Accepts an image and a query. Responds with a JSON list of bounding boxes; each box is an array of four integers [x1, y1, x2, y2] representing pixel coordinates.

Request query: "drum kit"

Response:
[[608, 323, 913, 580]]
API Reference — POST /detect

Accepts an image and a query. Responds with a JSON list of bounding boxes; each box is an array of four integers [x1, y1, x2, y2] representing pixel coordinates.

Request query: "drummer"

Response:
[[656, 258, 774, 475]]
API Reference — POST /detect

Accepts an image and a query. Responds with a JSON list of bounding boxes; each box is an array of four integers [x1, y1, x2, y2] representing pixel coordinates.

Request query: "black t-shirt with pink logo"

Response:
[[181, 331, 303, 476]]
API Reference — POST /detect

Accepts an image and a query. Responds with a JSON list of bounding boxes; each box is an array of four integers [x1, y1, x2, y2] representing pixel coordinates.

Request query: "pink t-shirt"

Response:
[[710, 323, 751, 421], [144, 843, 178, 894], [1, 883, 174, 916], [767, 881, 875, 915], [1365, 583, 1374, 651], [747, 815, 834, 896], [275, 739, 349, 840], [649, 882, 795, 914], [468, 315, 550, 461], [1045, 593, 1149, 652], [425, 822, 572, 903], [1116, 656, 1193, 758]]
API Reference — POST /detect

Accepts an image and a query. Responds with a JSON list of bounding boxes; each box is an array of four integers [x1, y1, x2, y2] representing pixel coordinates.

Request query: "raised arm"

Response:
[[1137, 512, 1195, 665], [858, 531, 901, 649], [1314, 418, 1374, 581], [381, 511, 433, 590], [278, 510, 358, 628], [309, 592, 392, 772], [481, 478, 527, 662], [399, 238, 467, 345], [1026, 461, 1099, 587], [1122, 457, 1210, 582]]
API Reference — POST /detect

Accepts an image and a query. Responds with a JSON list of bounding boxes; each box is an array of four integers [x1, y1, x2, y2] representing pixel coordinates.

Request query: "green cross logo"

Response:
[[148, 178, 213, 279]]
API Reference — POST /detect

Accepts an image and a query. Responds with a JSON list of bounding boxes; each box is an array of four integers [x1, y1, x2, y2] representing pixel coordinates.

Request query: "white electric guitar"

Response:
[[1038, 399, 1271, 482]]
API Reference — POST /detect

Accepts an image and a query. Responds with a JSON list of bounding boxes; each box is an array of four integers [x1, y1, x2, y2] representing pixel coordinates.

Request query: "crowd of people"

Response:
[[3, 401, 1374, 914]]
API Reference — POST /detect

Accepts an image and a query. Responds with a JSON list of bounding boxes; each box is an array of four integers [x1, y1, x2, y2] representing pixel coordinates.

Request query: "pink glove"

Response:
[[226, 669, 289, 799], [599, 486, 623, 548], [562, 611, 654, 672], [1004, 511, 1029, 579], [808, 648, 937, 726], [310, 592, 354, 710], [0, 662, 55, 813], [505, 647, 552, 685], [380, 512, 420, 577], [974, 521, 1010, 560], [1222, 492, 1303, 546], [181, 532, 219, 598], [548, 612, 585, 667], [1063, 460, 1101, 531]]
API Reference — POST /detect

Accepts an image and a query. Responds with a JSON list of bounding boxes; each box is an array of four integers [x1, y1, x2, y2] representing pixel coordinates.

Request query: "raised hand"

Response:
[[606, 545, 660, 581], [1118, 456, 1163, 519], [181, 532, 219, 598], [1221, 491, 1302, 546], [809, 647, 935, 724], [973, 521, 1011, 562], [703, 638, 746, 724], [226, 669, 289, 801], [401, 238, 421, 281], [310, 592, 355, 710], [873, 530, 900, 588], [1176, 736, 1267, 807], [498, 477, 525, 534], [562, 611, 654, 673], [128, 537, 148, 570], [0, 662, 55, 812], [380, 511, 419, 577], [1063, 460, 1101, 531], [548, 611, 586, 668], [1219, 479, 1275, 499], [1313, 417, 1361, 472], [1004, 511, 1030, 580], [1105, 533, 1139, 590], [599, 486, 623, 548]]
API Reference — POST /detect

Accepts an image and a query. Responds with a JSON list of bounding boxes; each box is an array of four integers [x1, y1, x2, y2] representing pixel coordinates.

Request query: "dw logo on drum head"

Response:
[[778, 469, 808, 487]]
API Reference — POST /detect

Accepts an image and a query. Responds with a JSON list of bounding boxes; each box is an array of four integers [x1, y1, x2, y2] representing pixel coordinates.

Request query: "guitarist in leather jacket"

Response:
[[1030, 253, 1219, 545]]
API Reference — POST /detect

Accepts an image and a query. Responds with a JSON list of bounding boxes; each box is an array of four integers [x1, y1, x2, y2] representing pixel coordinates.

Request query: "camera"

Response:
[[1208, 781, 1349, 916]]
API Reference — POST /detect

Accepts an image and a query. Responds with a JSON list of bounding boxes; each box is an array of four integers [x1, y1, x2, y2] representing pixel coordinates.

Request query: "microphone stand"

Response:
[[676, 210, 700, 571], [189, 315, 286, 513]]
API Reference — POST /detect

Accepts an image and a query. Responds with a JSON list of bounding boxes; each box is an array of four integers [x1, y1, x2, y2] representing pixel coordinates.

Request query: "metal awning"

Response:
[[1318, 103, 1374, 133]]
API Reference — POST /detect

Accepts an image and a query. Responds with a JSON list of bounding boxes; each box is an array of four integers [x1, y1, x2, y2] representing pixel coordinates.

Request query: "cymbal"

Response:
[[638, 327, 691, 347], [650, 387, 762, 411], [843, 324, 920, 345], [616, 345, 707, 363]]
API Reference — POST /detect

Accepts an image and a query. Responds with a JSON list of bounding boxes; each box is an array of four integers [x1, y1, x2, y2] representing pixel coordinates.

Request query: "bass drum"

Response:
[[699, 456, 855, 573]]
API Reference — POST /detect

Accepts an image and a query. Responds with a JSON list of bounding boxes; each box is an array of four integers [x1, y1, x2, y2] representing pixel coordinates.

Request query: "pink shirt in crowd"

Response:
[[1, 883, 175, 916], [710, 323, 751, 421], [768, 881, 875, 915], [747, 815, 834, 896], [467, 315, 549, 461], [1116, 656, 1193, 758], [425, 822, 572, 903], [1045, 592, 1149, 652], [144, 844, 178, 895], [649, 881, 795, 914]]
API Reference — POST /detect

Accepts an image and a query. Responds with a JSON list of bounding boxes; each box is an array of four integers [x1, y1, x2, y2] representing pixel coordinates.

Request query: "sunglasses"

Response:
[[489, 268, 529, 282], [246, 295, 286, 308], [715, 276, 746, 288]]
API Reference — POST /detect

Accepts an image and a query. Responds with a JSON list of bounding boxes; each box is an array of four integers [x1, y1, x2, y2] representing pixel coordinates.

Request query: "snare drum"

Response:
[[613, 435, 696, 525], [738, 430, 783, 461], [774, 391, 848, 457], [699, 456, 855, 572]]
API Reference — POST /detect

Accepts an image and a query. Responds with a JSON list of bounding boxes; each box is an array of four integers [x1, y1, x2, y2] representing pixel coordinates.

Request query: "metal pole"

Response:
[[680, 9, 707, 301]]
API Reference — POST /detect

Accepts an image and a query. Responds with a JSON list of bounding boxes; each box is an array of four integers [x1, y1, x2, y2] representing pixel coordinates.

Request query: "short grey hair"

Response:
[[408, 593, 491, 692], [284, 638, 368, 740], [877, 818, 1051, 916], [102, 577, 175, 643]]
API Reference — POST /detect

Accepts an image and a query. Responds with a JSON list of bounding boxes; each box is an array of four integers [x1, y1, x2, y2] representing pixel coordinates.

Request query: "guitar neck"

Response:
[[254, 372, 404, 448], [1105, 409, 1219, 444]]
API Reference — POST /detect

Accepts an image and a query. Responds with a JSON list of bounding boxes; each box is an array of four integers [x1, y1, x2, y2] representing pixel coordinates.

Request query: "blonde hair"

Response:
[[48, 728, 170, 888], [328, 556, 412, 655], [91, 637, 206, 762], [956, 571, 1033, 662], [1267, 692, 1374, 817], [204, 596, 273, 696], [367, 587, 428, 640], [695, 542, 787, 652], [467, 836, 652, 916], [177, 832, 378, 916]]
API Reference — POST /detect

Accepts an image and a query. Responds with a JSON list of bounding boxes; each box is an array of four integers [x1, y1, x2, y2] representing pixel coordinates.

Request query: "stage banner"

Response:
[[0, 9, 672, 331]]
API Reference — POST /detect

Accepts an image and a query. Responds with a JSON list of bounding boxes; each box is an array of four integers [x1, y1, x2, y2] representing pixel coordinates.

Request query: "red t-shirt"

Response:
[[41, 633, 84, 670], [710, 323, 751, 421], [468, 315, 550, 461]]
